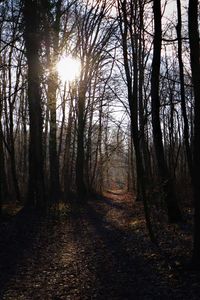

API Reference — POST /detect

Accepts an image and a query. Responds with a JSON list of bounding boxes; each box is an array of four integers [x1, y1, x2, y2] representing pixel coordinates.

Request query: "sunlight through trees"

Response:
[[0, 0, 200, 283]]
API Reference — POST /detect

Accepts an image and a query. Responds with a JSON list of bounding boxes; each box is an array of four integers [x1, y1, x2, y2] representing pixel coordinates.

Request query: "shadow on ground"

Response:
[[0, 194, 200, 299], [0, 208, 42, 297]]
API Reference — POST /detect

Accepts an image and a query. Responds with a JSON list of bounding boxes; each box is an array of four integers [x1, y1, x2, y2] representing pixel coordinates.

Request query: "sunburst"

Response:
[[56, 55, 81, 82]]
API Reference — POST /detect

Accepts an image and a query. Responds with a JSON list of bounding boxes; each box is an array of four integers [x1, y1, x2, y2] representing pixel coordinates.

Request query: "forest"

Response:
[[0, 0, 200, 299]]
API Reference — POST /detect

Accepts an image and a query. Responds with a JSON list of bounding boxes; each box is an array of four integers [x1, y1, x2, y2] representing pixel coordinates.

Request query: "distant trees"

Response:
[[0, 0, 23, 204], [117, 0, 146, 202], [74, 0, 115, 199]]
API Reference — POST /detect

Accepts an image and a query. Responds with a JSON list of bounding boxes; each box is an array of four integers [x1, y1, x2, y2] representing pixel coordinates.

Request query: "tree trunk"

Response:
[[0, 86, 9, 207], [76, 89, 87, 200], [48, 72, 60, 202], [176, 0, 192, 177], [45, 0, 62, 203], [0, 121, 8, 212], [151, 0, 182, 222], [188, 0, 200, 267], [63, 95, 74, 197], [23, 0, 45, 209]]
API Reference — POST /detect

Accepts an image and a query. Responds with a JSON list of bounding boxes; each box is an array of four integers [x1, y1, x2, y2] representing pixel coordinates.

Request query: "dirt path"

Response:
[[1, 192, 200, 299]]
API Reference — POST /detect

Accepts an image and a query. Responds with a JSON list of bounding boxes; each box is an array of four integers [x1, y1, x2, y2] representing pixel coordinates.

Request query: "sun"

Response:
[[56, 55, 81, 82]]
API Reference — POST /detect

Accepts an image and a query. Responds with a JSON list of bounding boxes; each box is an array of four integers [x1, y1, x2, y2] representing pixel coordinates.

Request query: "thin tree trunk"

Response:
[[7, 49, 21, 202], [76, 87, 87, 200], [0, 115, 8, 210], [43, 0, 62, 202], [176, 0, 192, 177], [48, 72, 60, 202], [64, 95, 74, 197]]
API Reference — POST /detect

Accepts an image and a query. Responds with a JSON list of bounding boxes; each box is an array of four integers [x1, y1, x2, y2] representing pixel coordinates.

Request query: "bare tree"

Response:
[[42, 0, 63, 202], [151, 0, 181, 222], [74, 0, 114, 200], [176, 0, 192, 176]]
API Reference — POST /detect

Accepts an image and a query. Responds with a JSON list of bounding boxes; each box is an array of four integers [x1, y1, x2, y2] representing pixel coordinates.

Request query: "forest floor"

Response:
[[0, 191, 200, 299]]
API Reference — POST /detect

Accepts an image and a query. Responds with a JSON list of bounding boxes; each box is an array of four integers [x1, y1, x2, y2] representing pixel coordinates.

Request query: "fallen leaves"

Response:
[[0, 193, 199, 299]]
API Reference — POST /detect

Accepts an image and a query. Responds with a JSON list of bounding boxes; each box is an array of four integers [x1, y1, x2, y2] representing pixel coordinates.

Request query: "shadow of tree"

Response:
[[0, 208, 43, 297], [77, 198, 171, 299]]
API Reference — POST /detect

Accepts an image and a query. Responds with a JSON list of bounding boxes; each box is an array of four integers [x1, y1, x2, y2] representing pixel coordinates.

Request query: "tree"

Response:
[[188, 0, 200, 267], [117, 0, 143, 200], [176, 0, 192, 176], [42, 0, 62, 203], [23, 0, 45, 208], [117, 0, 156, 242], [151, 0, 181, 222], [74, 0, 114, 200]]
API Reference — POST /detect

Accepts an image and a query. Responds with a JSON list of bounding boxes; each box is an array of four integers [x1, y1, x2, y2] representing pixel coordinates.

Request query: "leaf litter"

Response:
[[0, 191, 200, 299]]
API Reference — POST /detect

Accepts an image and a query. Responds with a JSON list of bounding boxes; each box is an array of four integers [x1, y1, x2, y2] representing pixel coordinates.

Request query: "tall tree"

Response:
[[118, 0, 156, 242], [43, 0, 62, 202], [117, 0, 143, 200], [151, 0, 181, 222], [23, 0, 45, 208], [176, 0, 192, 176], [188, 0, 200, 267], [75, 0, 114, 200]]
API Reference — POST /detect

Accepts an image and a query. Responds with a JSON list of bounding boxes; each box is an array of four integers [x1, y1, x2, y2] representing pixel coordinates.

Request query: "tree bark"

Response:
[[46, 0, 62, 202], [48, 72, 60, 202], [23, 0, 46, 208], [76, 87, 87, 200], [176, 0, 192, 177], [188, 0, 200, 266], [63, 93, 74, 197], [151, 0, 182, 222]]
